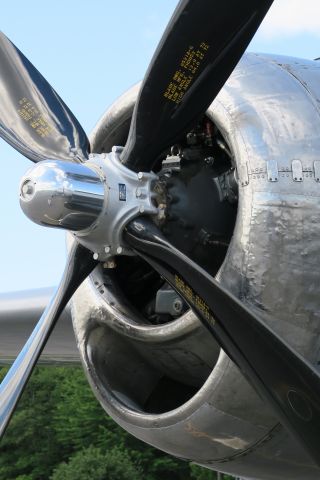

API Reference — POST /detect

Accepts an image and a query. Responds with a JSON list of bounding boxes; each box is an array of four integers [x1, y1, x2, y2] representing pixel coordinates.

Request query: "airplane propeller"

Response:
[[0, 32, 89, 163], [4, 0, 320, 470], [124, 217, 320, 466], [121, 0, 273, 172], [0, 243, 97, 438]]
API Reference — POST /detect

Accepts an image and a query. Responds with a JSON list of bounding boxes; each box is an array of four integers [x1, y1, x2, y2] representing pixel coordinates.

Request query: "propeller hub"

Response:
[[19, 150, 160, 260]]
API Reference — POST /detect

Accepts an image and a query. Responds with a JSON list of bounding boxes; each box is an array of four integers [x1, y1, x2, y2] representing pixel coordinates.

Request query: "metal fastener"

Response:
[[173, 298, 183, 314]]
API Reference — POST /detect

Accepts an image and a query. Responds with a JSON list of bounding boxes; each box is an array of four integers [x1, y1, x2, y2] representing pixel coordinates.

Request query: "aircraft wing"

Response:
[[0, 288, 77, 365]]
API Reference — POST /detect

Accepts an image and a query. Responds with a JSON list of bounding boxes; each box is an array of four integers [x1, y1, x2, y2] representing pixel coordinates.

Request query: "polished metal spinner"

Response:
[[19, 147, 159, 261]]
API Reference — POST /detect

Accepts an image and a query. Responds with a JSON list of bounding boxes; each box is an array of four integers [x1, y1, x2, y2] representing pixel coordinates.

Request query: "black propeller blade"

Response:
[[121, 0, 274, 171], [5, 0, 312, 466], [125, 217, 320, 466], [0, 32, 89, 163], [0, 243, 97, 438], [0, 31, 94, 438]]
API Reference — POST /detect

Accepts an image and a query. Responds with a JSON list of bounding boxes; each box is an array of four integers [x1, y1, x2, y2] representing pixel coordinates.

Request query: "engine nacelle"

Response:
[[71, 53, 320, 479]]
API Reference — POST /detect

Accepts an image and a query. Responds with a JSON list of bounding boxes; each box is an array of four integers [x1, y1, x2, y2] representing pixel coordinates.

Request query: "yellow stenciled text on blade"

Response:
[[163, 41, 210, 104], [174, 274, 215, 326], [17, 97, 53, 138]]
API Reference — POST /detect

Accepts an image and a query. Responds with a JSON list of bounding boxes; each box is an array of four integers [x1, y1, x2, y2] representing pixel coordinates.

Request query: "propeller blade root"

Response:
[[121, 0, 274, 171], [0, 243, 97, 438], [0, 32, 90, 163], [125, 217, 320, 466]]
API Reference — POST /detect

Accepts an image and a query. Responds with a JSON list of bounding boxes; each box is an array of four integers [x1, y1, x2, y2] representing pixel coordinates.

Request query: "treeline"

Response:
[[0, 367, 235, 480]]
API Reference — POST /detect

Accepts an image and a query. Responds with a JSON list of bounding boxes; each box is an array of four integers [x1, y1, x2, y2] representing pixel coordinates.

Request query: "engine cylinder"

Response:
[[72, 52, 320, 479]]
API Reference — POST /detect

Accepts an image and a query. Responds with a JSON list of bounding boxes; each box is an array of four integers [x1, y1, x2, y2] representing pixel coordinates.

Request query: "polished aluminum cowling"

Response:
[[71, 53, 320, 479]]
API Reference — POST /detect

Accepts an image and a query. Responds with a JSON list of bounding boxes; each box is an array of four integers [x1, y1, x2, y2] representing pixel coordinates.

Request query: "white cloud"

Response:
[[260, 0, 320, 37]]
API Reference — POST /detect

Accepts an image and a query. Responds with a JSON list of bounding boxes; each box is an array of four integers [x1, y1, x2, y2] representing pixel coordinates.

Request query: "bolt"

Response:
[[186, 132, 197, 145], [104, 246, 111, 254], [112, 145, 124, 154], [93, 253, 99, 260], [136, 188, 142, 198], [116, 246, 123, 254], [138, 172, 144, 181], [173, 298, 183, 314], [21, 180, 35, 199], [139, 205, 145, 213], [204, 156, 214, 166], [103, 260, 116, 269]]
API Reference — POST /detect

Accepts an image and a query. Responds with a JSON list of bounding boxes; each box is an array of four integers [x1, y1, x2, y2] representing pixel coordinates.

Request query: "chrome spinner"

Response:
[[19, 147, 159, 261]]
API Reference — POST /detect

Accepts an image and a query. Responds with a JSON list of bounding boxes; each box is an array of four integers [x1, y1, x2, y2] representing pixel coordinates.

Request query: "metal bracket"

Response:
[[161, 154, 181, 171], [267, 160, 278, 182], [238, 163, 249, 187], [292, 159, 303, 182], [314, 161, 320, 182]]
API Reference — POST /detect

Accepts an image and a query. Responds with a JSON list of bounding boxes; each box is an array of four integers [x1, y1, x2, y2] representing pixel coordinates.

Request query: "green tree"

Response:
[[190, 465, 234, 480], [51, 368, 190, 480], [50, 446, 142, 480], [0, 366, 235, 480], [0, 367, 66, 480]]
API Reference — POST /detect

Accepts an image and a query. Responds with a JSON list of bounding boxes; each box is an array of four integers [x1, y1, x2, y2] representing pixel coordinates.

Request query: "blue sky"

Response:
[[1, 0, 320, 292]]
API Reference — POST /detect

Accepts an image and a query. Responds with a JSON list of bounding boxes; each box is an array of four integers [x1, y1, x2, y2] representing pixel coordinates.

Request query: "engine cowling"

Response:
[[71, 52, 320, 479]]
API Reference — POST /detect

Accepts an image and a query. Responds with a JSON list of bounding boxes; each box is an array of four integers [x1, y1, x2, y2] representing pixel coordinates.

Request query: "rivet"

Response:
[[173, 298, 183, 313], [103, 260, 116, 269]]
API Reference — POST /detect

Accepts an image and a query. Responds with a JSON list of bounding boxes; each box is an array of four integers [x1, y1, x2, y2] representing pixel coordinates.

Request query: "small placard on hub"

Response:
[[119, 183, 126, 201]]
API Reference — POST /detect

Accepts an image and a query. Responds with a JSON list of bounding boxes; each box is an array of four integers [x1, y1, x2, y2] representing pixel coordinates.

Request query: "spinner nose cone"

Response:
[[19, 160, 105, 231]]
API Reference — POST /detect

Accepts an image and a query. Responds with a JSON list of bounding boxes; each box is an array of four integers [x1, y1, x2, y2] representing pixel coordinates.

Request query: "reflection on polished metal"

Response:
[[125, 216, 320, 466], [20, 160, 105, 231], [19, 152, 160, 261], [0, 243, 97, 439], [74, 148, 159, 261], [0, 32, 89, 163], [72, 53, 320, 479]]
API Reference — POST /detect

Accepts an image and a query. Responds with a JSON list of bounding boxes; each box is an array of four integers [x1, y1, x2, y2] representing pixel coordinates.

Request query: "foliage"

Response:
[[0, 366, 236, 480], [50, 446, 141, 480], [0, 367, 65, 480], [190, 464, 234, 480]]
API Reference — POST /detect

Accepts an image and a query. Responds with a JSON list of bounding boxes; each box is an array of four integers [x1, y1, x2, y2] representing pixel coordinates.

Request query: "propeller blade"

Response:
[[0, 32, 89, 163], [121, 0, 273, 171], [0, 243, 97, 438], [125, 217, 320, 466]]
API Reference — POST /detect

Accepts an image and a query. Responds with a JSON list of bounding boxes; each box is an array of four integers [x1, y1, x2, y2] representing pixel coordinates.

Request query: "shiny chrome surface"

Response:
[[75, 150, 159, 260], [71, 52, 320, 479], [0, 288, 78, 364], [124, 217, 320, 466], [19, 153, 159, 260], [0, 33, 89, 163], [20, 160, 105, 231], [0, 243, 96, 438]]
